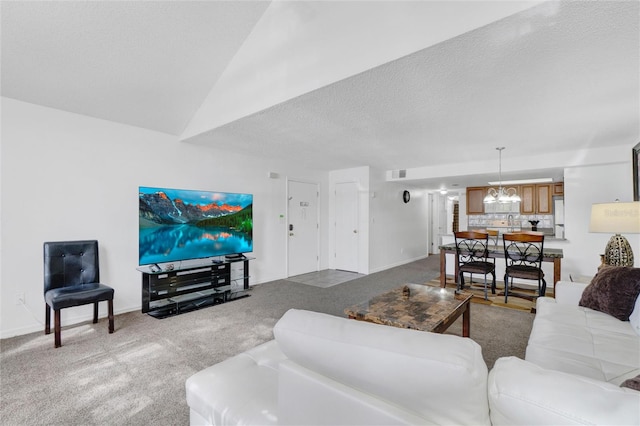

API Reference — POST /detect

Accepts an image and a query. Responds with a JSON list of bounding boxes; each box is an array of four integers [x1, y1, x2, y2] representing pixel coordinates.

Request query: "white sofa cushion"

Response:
[[629, 293, 640, 336], [489, 356, 640, 425], [527, 297, 640, 385], [185, 340, 286, 425], [554, 281, 589, 305], [278, 359, 435, 425], [273, 309, 490, 425]]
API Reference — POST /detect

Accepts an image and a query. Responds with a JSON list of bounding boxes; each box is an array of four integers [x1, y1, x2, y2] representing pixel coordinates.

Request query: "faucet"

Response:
[[507, 214, 514, 232]]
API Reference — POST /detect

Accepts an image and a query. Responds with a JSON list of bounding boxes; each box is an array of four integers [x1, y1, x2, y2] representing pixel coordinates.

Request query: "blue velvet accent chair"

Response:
[[44, 240, 114, 348]]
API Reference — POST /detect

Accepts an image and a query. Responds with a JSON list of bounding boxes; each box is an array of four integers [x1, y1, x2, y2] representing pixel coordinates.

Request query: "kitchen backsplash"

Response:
[[468, 213, 554, 229]]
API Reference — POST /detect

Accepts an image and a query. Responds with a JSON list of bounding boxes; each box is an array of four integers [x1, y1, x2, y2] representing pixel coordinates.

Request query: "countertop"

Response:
[[443, 233, 566, 242], [438, 242, 564, 258]]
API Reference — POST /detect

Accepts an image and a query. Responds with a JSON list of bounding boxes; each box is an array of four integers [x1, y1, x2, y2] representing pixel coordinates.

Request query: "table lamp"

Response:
[[589, 201, 640, 267]]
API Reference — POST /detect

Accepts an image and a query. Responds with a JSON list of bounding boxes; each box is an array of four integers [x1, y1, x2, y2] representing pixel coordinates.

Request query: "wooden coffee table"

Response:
[[344, 284, 473, 337]]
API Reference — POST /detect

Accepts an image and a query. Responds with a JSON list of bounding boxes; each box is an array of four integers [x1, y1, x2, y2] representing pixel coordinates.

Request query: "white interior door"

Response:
[[429, 193, 438, 254], [287, 180, 319, 277], [429, 193, 447, 254], [335, 182, 359, 272]]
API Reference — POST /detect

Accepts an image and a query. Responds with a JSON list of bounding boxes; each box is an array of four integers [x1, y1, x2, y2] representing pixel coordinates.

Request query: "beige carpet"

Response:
[[0, 257, 534, 426], [432, 276, 551, 313]]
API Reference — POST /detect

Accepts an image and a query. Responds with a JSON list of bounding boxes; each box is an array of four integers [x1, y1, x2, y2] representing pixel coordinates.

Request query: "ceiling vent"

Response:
[[392, 169, 407, 179]]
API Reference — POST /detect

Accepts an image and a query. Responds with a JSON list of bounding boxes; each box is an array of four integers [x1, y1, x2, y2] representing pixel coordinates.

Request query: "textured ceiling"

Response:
[[2, 1, 638, 190], [1, 1, 269, 134], [186, 1, 639, 174]]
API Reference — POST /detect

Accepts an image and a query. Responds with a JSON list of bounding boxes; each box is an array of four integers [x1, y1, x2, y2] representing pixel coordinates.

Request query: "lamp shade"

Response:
[[589, 202, 640, 234]]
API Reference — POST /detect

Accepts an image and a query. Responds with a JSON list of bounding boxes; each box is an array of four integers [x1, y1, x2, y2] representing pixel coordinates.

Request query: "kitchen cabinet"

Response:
[[520, 183, 553, 214], [466, 183, 561, 216], [467, 186, 520, 214], [536, 184, 553, 214], [466, 187, 485, 215], [553, 182, 564, 196], [520, 185, 536, 214]]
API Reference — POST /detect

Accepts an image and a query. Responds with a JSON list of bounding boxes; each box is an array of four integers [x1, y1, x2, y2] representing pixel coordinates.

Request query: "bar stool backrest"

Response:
[[503, 232, 545, 268]]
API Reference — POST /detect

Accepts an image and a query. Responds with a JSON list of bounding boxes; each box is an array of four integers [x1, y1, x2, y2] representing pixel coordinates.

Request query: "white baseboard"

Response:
[[368, 254, 430, 274], [0, 304, 140, 340]]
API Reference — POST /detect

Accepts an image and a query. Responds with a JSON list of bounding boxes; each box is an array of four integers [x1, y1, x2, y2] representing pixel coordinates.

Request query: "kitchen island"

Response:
[[438, 241, 563, 297]]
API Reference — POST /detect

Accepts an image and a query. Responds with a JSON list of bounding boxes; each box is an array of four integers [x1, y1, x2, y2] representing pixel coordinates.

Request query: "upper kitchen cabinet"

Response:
[[553, 182, 564, 196], [536, 184, 552, 214], [520, 183, 553, 214], [466, 187, 486, 215], [467, 186, 520, 214], [520, 185, 536, 214]]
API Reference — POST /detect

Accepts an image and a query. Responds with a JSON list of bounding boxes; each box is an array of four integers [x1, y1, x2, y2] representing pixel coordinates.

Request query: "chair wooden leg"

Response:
[[108, 299, 114, 334], [93, 302, 99, 324], [54, 309, 62, 348], [45, 304, 51, 335]]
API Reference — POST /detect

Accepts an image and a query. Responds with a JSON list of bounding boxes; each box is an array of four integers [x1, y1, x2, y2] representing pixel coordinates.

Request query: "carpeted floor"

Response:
[[0, 256, 534, 426]]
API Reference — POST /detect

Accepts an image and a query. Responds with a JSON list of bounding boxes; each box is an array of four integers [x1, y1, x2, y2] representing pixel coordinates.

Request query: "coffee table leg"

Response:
[[462, 302, 470, 337]]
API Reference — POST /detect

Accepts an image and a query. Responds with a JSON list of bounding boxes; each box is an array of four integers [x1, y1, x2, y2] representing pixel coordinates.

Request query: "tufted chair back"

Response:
[[44, 240, 100, 293], [43, 240, 114, 347]]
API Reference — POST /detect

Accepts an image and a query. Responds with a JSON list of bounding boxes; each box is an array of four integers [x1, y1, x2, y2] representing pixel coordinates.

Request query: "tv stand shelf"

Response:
[[137, 257, 253, 318]]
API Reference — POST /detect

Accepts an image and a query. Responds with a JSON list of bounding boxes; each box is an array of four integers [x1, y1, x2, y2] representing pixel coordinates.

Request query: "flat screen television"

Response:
[[139, 186, 253, 266]]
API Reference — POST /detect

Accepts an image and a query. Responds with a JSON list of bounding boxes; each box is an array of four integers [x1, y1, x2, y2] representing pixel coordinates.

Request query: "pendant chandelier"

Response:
[[483, 147, 522, 204]]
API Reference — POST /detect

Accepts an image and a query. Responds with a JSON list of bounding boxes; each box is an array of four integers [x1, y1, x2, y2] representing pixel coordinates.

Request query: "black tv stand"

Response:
[[137, 256, 253, 318], [225, 253, 245, 260]]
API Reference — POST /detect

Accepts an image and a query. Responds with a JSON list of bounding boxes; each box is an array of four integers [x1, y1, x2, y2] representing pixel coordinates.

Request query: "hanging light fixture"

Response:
[[483, 147, 522, 204]]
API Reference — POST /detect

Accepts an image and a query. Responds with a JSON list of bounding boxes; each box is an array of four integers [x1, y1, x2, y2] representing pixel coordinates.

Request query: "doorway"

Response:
[[287, 180, 319, 277], [429, 192, 448, 254]]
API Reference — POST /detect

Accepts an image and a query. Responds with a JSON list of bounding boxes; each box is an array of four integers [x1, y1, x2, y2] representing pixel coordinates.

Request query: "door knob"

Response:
[[353, 230, 358, 233]]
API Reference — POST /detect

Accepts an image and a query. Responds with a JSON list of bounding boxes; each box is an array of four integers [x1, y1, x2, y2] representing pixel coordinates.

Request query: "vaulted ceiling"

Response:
[[2, 1, 638, 189]]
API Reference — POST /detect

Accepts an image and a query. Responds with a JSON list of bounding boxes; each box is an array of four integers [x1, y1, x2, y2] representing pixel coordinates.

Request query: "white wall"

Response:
[[368, 168, 430, 273], [1, 98, 434, 339], [563, 161, 640, 276], [327, 166, 430, 274], [0, 98, 329, 338]]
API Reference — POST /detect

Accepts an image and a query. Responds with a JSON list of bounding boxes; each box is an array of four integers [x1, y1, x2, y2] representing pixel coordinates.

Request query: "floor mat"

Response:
[[287, 269, 365, 288]]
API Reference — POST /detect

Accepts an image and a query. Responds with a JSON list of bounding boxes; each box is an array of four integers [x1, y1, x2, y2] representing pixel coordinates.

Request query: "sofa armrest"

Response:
[[185, 340, 284, 426], [489, 357, 640, 426], [554, 280, 589, 305]]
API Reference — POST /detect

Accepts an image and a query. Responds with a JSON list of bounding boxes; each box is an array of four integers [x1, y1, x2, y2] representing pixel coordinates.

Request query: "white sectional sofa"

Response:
[[186, 281, 640, 425], [488, 280, 640, 425], [187, 308, 490, 425], [527, 281, 640, 385]]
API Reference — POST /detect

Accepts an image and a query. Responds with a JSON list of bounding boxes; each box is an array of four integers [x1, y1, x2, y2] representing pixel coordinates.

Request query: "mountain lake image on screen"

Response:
[[139, 186, 253, 265]]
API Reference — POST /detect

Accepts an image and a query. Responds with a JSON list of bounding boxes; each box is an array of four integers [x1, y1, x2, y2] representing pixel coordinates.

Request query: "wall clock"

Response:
[[402, 190, 410, 203]]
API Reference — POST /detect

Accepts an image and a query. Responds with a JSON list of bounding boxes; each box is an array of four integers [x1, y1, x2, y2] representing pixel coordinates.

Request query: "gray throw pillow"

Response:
[[578, 266, 640, 321], [621, 375, 640, 391]]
